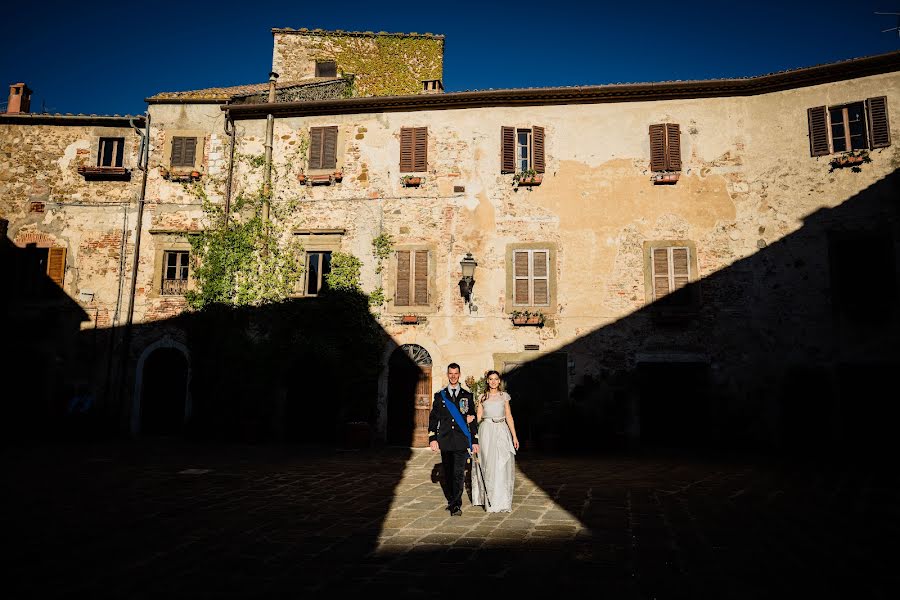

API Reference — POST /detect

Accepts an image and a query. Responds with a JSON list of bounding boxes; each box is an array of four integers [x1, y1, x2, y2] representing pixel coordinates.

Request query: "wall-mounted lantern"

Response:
[[459, 252, 477, 304]]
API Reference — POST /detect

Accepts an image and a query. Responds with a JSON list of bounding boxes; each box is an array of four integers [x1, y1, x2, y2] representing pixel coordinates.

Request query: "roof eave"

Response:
[[224, 51, 900, 120]]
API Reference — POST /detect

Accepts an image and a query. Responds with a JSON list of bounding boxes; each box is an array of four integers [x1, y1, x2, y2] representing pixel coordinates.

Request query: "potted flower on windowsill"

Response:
[[829, 149, 871, 172], [401, 174, 424, 187], [652, 171, 680, 184], [511, 310, 545, 326], [512, 169, 542, 186], [333, 170, 343, 182]]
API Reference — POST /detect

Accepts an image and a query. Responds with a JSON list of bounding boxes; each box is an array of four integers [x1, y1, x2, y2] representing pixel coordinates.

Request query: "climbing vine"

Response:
[[304, 33, 443, 97], [185, 186, 304, 309], [324, 251, 363, 292], [371, 232, 394, 273]]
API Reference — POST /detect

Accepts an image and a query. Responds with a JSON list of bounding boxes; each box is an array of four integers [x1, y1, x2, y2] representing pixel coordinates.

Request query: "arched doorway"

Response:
[[140, 347, 189, 435], [387, 344, 432, 447]]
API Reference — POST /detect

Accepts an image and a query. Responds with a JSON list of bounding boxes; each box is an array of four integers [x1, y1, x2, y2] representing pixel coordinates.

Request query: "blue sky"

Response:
[[1, 0, 898, 116]]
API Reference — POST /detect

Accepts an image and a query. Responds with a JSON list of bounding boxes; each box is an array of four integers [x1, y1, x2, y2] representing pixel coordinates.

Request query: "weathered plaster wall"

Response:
[[272, 31, 443, 96], [229, 70, 900, 443]]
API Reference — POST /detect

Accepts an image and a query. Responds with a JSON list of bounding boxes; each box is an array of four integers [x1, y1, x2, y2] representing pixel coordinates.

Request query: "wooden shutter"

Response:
[[652, 248, 670, 300], [183, 137, 197, 166], [414, 127, 427, 172], [671, 248, 690, 290], [400, 127, 414, 172], [649, 124, 666, 171], [501, 126, 516, 173], [533, 126, 545, 173], [322, 126, 338, 170], [395, 251, 411, 306], [304, 126, 338, 169], [171, 137, 184, 166], [867, 96, 891, 149], [532, 250, 549, 305], [513, 250, 530, 305], [47, 247, 66, 287], [400, 127, 428, 172], [414, 250, 428, 305], [808, 106, 830, 157], [665, 124, 681, 171]]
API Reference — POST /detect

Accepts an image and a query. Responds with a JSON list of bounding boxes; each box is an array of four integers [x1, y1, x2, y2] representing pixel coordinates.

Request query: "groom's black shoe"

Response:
[[451, 507, 462, 516]]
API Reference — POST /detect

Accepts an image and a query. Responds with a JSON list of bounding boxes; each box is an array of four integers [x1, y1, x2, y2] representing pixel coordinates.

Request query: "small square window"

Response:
[[315, 60, 337, 78], [97, 137, 125, 168]]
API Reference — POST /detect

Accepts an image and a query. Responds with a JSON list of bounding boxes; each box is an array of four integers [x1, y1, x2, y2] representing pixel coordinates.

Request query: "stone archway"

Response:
[[386, 344, 433, 447], [132, 338, 191, 436]]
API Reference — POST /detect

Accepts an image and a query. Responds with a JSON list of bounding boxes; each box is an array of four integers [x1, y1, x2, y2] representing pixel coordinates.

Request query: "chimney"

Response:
[[421, 79, 444, 94], [7, 83, 32, 114]]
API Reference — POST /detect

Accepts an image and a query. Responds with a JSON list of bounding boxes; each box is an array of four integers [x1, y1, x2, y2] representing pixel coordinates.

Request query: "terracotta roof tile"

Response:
[[146, 77, 342, 102]]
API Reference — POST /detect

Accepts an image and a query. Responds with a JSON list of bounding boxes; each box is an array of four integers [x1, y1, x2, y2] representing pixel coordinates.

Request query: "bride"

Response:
[[471, 370, 519, 513]]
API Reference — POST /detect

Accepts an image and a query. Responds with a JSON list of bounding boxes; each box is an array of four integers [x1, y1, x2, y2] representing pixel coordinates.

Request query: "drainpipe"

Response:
[[223, 115, 236, 226], [116, 110, 150, 430], [262, 71, 278, 224]]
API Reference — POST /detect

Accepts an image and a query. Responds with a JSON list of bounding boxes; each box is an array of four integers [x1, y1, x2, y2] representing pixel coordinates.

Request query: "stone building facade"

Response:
[[3, 28, 899, 451]]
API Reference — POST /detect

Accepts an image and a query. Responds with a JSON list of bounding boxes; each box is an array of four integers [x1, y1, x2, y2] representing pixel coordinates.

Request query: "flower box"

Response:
[[829, 151, 870, 171], [309, 174, 334, 185], [511, 313, 544, 326], [77, 165, 131, 181], [652, 172, 680, 185], [514, 174, 543, 186], [401, 176, 423, 187], [401, 314, 419, 324]]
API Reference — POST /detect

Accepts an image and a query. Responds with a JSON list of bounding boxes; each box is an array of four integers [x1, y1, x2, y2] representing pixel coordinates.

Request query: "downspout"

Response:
[[117, 110, 150, 431], [223, 114, 236, 225], [262, 71, 278, 224]]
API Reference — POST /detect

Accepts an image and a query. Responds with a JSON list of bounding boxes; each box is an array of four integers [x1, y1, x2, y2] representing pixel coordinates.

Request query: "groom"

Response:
[[428, 362, 479, 516]]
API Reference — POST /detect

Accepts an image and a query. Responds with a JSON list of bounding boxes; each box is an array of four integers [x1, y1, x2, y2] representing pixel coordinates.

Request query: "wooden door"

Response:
[[412, 367, 432, 447]]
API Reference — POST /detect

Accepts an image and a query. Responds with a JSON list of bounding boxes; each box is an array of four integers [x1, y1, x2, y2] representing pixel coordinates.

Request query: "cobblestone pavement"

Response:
[[3, 442, 896, 598]]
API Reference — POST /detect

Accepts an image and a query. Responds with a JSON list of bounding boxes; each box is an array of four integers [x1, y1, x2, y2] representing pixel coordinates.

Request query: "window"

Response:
[[308, 126, 338, 170], [643, 242, 700, 311], [161, 251, 189, 295], [395, 250, 429, 306], [315, 60, 337, 77], [512, 249, 550, 307], [400, 127, 428, 173], [649, 123, 682, 172], [808, 97, 891, 156], [305, 251, 332, 296], [501, 126, 545, 173], [97, 137, 125, 168], [170, 136, 197, 168], [16, 244, 66, 298]]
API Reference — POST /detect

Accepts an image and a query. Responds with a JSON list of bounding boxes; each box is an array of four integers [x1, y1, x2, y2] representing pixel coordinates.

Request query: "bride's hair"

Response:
[[480, 370, 503, 402]]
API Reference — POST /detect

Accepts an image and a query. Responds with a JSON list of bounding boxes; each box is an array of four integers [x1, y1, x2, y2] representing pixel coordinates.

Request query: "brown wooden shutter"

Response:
[[807, 106, 830, 157], [185, 137, 197, 166], [414, 127, 427, 172], [47, 247, 66, 287], [322, 126, 338, 170], [395, 251, 411, 306], [532, 250, 549, 305], [309, 127, 325, 169], [652, 248, 670, 300], [665, 124, 681, 171], [533, 126, 545, 173], [414, 250, 428, 305], [649, 124, 666, 171], [400, 127, 414, 172], [513, 250, 530, 305], [501, 126, 516, 173], [171, 137, 184, 166], [867, 96, 891, 149], [672, 248, 690, 290]]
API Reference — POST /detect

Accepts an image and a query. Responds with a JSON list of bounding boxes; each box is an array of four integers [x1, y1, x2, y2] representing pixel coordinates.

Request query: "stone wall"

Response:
[[272, 30, 444, 97]]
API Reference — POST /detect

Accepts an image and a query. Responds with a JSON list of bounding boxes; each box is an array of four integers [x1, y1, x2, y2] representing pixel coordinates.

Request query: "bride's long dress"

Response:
[[472, 392, 516, 512]]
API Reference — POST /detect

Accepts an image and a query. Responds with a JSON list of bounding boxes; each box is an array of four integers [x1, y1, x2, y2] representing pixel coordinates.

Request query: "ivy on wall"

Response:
[[304, 35, 443, 97]]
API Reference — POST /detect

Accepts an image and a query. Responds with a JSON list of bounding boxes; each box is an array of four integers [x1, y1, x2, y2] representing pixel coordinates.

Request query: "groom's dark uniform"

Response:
[[429, 386, 478, 513]]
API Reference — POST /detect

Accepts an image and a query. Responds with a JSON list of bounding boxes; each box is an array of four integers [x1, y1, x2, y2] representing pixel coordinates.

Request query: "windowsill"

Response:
[[77, 166, 131, 181], [160, 167, 202, 182], [302, 170, 343, 185], [512, 174, 543, 186], [651, 172, 680, 185], [650, 305, 700, 323]]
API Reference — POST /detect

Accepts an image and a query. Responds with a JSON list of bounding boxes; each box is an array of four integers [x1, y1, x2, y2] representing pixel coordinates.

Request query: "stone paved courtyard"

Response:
[[3, 442, 896, 598]]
